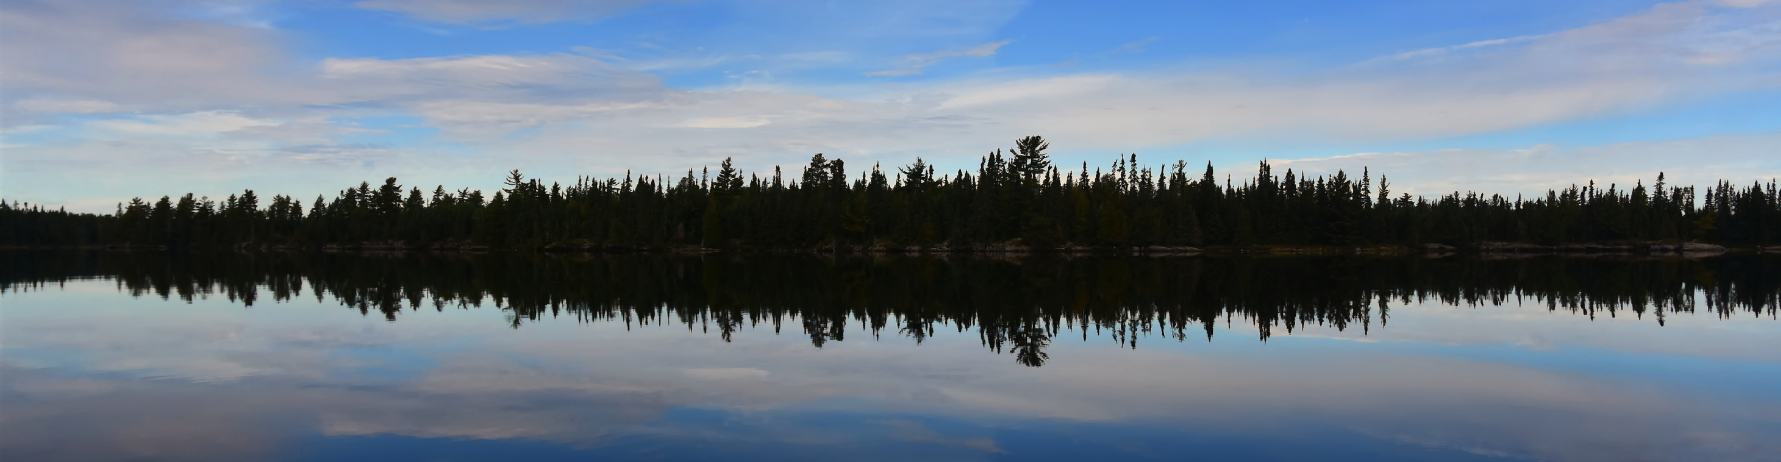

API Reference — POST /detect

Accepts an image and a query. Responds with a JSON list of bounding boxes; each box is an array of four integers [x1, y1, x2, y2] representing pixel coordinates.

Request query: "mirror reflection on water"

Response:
[[2, 252, 1778, 461]]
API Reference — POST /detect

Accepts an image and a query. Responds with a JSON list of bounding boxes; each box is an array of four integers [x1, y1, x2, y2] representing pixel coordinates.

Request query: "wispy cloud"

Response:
[[1361, 35, 1543, 65], [352, 0, 660, 25], [5, 0, 1781, 212], [1106, 37, 1158, 56], [1273, 132, 1781, 197], [866, 40, 1011, 76], [12, 98, 121, 114]]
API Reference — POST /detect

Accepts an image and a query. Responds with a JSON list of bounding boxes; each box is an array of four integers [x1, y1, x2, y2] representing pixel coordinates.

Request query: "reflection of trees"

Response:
[[1000, 324, 1052, 368], [4, 251, 1777, 367]]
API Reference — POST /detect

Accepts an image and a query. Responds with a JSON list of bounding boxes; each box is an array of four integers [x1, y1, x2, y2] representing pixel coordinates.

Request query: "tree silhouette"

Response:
[[4, 137, 1778, 250]]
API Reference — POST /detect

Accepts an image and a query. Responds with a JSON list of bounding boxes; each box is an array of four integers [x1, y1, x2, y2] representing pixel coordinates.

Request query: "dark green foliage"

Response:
[[4, 136, 1778, 249]]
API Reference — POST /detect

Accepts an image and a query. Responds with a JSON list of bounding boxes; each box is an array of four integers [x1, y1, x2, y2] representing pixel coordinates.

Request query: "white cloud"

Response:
[[1273, 132, 1781, 198], [352, 0, 660, 25], [866, 40, 1011, 76], [88, 111, 278, 137], [914, 1, 1781, 147], [683, 117, 772, 129], [1364, 35, 1543, 64], [0, 0, 309, 124], [474, 0, 1781, 178], [780, 51, 852, 63], [13, 98, 122, 114], [0, 124, 54, 136], [935, 75, 1118, 109], [5, 0, 1781, 212], [317, 54, 670, 105], [323, 54, 581, 78], [1105, 37, 1158, 56], [0, 111, 415, 209], [683, 367, 771, 380]]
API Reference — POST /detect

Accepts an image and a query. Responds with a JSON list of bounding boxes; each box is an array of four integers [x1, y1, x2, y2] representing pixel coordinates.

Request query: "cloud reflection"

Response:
[[2, 278, 1779, 461]]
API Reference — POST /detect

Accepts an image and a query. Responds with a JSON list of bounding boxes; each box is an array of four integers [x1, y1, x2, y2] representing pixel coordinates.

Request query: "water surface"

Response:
[[3, 252, 1778, 461]]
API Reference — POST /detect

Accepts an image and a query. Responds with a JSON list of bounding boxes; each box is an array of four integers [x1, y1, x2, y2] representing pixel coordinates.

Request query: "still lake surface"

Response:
[[2, 252, 1778, 461]]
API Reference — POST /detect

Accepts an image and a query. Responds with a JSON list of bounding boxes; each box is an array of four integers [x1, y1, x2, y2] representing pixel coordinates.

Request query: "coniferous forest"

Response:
[[3, 137, 1778, 250]]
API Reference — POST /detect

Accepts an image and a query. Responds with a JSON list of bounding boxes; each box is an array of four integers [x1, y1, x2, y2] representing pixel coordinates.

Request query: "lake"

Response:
[[2, 252, 1778, 461]]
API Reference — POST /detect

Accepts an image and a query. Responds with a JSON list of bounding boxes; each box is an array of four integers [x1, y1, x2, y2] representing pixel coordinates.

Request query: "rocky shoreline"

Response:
[[1475, 241, 1732, 256]]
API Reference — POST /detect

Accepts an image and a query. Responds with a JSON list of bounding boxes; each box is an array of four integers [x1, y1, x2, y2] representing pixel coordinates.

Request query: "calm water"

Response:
[[2, 252, 1779, 462]]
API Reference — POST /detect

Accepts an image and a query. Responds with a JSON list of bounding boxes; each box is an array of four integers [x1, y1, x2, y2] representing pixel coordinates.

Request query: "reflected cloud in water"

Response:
[[3, 253, 1779, 461]]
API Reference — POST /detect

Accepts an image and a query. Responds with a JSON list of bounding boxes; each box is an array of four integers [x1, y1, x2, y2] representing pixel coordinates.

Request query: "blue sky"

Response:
[[2, 0, 1778, 211]]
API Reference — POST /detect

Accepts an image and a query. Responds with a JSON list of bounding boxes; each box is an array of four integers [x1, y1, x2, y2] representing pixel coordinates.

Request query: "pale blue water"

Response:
[[3, 256, 1779, 462]]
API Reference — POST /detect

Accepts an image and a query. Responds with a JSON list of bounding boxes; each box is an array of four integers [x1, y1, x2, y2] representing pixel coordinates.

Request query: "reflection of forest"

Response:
[[5, 252, 1776, 367]]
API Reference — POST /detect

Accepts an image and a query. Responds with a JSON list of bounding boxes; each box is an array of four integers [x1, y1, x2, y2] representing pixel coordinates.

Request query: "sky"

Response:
[[2, 0, 1779, 212]]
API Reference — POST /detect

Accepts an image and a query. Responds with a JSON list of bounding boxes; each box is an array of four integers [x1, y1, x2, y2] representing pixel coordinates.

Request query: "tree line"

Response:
[[4, 251, 1775, 367], [3, 136, 1777, 249]]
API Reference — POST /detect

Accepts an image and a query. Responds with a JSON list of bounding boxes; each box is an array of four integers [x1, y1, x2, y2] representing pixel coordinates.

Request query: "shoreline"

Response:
[[5, 241, 1773, 258]]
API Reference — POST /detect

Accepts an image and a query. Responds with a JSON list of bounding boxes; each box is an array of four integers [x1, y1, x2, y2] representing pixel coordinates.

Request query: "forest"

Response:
[[3, 137, 1778, 250]]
